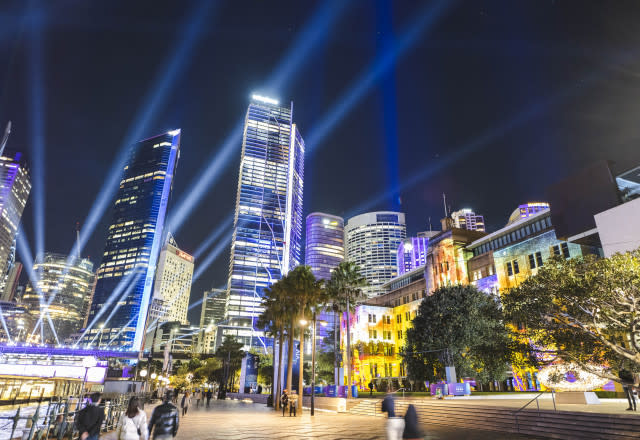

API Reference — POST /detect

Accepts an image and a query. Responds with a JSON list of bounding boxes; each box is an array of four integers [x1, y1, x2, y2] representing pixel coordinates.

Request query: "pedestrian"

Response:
[[620, 369, 637, 411], [180, 392, 191, 416], [116, 397, 148, 440], [75, 392, 105, 440], [381, 394, 404, 440], [195, 389, 202, 408], [280, 389, 289, 417], [402, 405, 423, 439], [206, 389, 212, 408], [257, 384, 262, 395], [369, 381, 374, 397], [148, 391, 179, 440]]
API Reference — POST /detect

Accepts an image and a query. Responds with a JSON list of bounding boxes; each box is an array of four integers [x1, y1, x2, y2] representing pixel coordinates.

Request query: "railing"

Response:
[[512, 391, 556, 433], [391, 388, 408, 399], [0, 393, 145, 440]]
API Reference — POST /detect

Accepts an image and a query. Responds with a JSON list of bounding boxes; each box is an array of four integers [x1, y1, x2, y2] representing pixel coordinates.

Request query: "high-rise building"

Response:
[[148, 234, 193, 326], [0, 151, 30, 291], [451, 209, 485, 232], [344, 212, 406, 297], [22, 253, 95, 343], [87, 130, 181, 351], [397, 237, 429, 275], [223, 95, 304, 349], [198, 288, 227, 354], [305, 213, 344, 280], [1, 261, 22, 302]]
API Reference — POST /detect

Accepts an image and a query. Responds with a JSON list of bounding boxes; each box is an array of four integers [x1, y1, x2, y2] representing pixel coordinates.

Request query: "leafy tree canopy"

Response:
[[402, 285, 517, 383], [503, 252, 640, 380]]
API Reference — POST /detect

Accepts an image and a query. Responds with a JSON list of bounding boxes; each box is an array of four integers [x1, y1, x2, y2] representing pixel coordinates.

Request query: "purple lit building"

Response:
[[305, 213, 344, 281], [397, 237, 429, 275]]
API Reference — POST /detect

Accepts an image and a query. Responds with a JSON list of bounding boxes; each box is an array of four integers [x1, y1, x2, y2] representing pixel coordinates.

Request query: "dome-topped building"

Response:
[[506, 202, 550, 226]]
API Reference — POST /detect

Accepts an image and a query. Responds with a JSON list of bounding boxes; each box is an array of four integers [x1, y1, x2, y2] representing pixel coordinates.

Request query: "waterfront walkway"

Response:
[[100, 399, 540, 440]]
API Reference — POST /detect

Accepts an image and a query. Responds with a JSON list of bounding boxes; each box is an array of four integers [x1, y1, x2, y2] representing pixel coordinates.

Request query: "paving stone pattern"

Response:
[[102, 399, 540, 440]]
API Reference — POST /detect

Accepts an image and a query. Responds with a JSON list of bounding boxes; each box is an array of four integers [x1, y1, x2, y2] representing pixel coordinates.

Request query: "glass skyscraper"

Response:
[[345, 211, 406, 297], [87, 130, 180, 351], [23, 253, 95, 343], [223, 95, 304, 349], [305, 213, 344, 280], [0, 151, 30, 292]]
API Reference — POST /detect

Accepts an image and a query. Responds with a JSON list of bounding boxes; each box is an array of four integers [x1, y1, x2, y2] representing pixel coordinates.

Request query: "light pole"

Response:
[[310, 314, 328, 416], [81, 356, 97, 397], [298, 319, 308, 414], [140, 369, 148, 393]]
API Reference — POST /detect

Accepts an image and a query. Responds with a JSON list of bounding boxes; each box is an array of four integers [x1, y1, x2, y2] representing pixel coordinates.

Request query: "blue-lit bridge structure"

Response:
[[0, 344, 140, 359]]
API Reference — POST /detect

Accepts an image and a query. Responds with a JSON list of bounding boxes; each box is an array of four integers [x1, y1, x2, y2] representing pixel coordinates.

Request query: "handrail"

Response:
[[512, 391, 556, 433], [390, 388, 408, 398]]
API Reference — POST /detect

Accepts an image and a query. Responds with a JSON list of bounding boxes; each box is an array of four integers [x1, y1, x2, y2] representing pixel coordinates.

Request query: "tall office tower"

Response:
[[0, 151, 31, 292], [305, 213, 344, 280], [345, 212, 406, 297], [148, 234, 193, 326], [223, 95, 304, 348], [22, 253, 96, 343], [451, 208, 486, 232], [198, 288, 227, 353], [0, 261, 22, 301], [397, 236, 429, 275], [87, 130, 180, 351]]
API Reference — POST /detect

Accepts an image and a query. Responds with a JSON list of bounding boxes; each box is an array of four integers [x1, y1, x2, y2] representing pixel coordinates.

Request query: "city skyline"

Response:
[[1, 1, 640, 324]]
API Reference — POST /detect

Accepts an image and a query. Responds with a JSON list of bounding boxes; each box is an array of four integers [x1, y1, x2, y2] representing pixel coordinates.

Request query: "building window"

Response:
[[535, 252, 543, 267], [507, 262, 513, 276], [373, 330, 377, 339], [369, 330, 372, 339], [552, 245, 561, 257], [513, 260, 520, 274], [397, 330, 403, 339], [561, 242, 570, 259], [396, 314, 401, 323], [528, 254, 535, 269]]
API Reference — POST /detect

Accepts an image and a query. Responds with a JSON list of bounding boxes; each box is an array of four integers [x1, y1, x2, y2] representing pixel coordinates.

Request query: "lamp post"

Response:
[[81, 356, 97, 397], [310, 314, 328, 416], [140, 369, 148, 393]]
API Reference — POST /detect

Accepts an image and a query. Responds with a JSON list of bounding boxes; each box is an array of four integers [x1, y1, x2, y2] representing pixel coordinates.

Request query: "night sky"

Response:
[[1, 0, 640, 323]]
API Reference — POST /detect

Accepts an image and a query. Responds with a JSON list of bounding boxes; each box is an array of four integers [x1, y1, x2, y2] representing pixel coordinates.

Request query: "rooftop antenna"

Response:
[[428, 217, 432, 233], [442, 193, 448, 217], [0, 121, 11, 157], [75, 222, 81, 259]]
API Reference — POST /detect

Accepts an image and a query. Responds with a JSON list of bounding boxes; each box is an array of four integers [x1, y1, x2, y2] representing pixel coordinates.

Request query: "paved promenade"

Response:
[[101, 399, 540, 440]]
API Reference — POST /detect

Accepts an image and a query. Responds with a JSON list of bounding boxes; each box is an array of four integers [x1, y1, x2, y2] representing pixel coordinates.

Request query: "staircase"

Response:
[[349, 399, 640, 439]]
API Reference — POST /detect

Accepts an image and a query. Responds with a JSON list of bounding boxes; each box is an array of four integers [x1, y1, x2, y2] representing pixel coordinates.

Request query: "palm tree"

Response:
[[326, 261, 368, 398], [256, 288, 284, 409]]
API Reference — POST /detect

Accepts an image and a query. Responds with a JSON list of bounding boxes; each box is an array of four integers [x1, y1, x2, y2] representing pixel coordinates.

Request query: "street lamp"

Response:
[[81, 356, 97, 397], [140, 369, 148, 393], [298, 318, 308, 414]]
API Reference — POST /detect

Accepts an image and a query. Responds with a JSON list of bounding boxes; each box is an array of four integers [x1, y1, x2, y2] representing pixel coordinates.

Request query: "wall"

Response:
[[594, 197, 640, 257]]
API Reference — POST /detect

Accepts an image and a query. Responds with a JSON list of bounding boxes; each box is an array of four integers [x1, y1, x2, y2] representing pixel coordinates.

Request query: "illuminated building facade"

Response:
[[0, 301, 31, 343], [506, 202, 550, 225], [0, 151, 30, 292], [88, 130, 181, 351], [451, 209, 485, 232], [345, 212, 406, 297], [22, 253, 96, 343], [198, 288, 227, 354], [224, 95, 304, 349], [396, 237, 429, 275], [148, 234, 193, 326], [305, 213, 344, 280]]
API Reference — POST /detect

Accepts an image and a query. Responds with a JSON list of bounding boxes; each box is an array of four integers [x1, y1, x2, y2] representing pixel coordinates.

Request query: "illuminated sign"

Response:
[[251, 94, 279, 105], [176, 249, 194, 262], [0, 363, 107, 382]]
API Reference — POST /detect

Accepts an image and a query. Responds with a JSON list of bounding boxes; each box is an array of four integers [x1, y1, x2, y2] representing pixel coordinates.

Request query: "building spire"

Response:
[[0, 121, 11, 157]]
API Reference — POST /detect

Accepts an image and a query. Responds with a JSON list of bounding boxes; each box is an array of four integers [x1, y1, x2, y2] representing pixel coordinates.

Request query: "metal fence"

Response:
[[0, 393, 150, 440]]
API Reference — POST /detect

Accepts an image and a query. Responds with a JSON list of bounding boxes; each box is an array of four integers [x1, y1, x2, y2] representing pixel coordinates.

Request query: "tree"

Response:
[[215, 335, 244, 398], [402, 285, 515, 384], [325, 261, 368, 398], [503, 252, 640, 380]]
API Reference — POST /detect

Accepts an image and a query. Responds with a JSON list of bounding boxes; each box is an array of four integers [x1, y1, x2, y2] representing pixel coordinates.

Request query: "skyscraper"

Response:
[[223, 95, 304, 348], [148, 234, 193, 326], [0, 151, 30, 291], [451, 208, 485, 232], [198, 288, 227, 354], [305, 213, 344, 280], [87, 130, 180, 351], [345, 211, 406, 297], [22, 253, 95, 343], [397, 236, 429, 275]]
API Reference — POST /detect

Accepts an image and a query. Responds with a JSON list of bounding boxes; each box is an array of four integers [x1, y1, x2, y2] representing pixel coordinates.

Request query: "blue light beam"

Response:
[[165, 0, 350, 236], [193, 214, 234, 259], [305, 0, 451, 154]]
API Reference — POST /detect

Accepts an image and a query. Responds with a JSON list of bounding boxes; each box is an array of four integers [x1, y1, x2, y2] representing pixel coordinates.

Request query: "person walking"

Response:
[[148, 391, 179, 440], [205, 389, 212, 408], [620, 369, 637, 411], [369, 381, 374, 397], [402, 405, 423, 439], [180, 392, 191, 416], [75, 392, 105, 440], [195, 389, 202, 408], [381, 394, 404, 440], [116, 397, 148, 440]]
